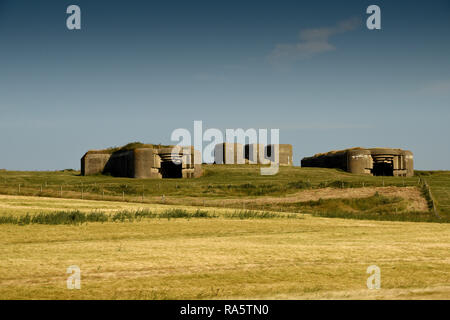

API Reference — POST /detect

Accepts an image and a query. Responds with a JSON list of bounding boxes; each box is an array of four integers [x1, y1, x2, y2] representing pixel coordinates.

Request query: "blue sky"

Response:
[[0, 0, 449, 170]]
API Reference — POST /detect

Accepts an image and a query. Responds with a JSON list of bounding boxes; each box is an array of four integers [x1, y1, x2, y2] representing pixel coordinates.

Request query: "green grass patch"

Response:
[[0, 208, 299, 225], [296, 193, 405, 213], [223, 210, 297, 219], [1, 166, 449, 220], [0, 210, 109, 225], [298, 193, 449, 223], [311, 211, 448, 223]]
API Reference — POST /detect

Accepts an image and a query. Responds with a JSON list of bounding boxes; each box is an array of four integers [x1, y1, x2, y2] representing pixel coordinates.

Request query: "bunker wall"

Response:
[[134, 148, 160, 179], [214, 143, 244, 164], [404, 150, 414, 177], [104, 150, 135, 178], [301, 152, 348, 171], [81, 153, 111, 176], [347, 149, 372, 174], [277, 144, 293, 166]]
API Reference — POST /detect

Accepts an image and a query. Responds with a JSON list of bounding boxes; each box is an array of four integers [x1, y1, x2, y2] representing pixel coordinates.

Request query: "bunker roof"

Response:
[[85, 142, 174, 156]]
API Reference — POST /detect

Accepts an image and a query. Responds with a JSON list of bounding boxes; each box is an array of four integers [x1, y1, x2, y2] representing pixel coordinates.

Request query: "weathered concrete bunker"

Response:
[[214, 143, 293, 166], [301, 148, 413, 176], [81, 143, 202, 179]]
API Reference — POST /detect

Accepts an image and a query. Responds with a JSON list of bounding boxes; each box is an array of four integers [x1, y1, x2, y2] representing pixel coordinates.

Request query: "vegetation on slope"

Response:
[[0, 166, 449, 222], [0, 208, 297, 225]]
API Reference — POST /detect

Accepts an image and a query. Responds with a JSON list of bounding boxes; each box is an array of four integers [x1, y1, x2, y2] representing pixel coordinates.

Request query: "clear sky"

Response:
[[0, 0, 449, 170]]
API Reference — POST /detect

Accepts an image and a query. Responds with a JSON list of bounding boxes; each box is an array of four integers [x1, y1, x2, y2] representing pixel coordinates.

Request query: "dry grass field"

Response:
[[1, 167, 449, 299], [0, 195, 449, 300]]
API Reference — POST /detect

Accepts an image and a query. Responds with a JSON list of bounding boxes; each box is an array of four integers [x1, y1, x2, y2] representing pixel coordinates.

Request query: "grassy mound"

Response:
[[86, 142, 174, 155]]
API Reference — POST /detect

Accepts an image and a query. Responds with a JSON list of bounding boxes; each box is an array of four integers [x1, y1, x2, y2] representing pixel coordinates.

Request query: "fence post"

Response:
[[122, 191, 125, 201], [18, 184, 21, 194], [60, 186, 62, 197]]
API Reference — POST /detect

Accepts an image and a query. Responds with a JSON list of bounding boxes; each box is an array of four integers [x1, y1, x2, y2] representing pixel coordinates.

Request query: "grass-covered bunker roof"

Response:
[[85, 142, 174, 155]]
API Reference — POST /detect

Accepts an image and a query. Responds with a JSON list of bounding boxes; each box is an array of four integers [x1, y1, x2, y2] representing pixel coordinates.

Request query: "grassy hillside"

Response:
[[416, 171, 450, 217], [0, 166, 448, 220], [0, 165, 428, 197]]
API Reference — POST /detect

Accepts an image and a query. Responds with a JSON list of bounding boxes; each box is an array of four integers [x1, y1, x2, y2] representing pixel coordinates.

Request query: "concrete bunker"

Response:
[[81, 143, 202, 179], [160, 161, 182, 178], [214, 143, 293, 166], [159, 148, 183, 179], [301, 147, 413, 177]]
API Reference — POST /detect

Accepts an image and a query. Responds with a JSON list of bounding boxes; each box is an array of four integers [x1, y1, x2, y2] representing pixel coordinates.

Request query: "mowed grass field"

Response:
[[0, 195, 449, 300], [0, 166, 449, 299]]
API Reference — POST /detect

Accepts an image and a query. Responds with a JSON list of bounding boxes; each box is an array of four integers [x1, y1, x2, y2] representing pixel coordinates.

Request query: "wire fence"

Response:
[[0, 176, 426, 205]]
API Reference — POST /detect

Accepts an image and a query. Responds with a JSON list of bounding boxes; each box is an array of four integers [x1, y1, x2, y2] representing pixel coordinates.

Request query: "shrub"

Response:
[[287, 180, 311, 189], [0, 211, 109, 225]]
